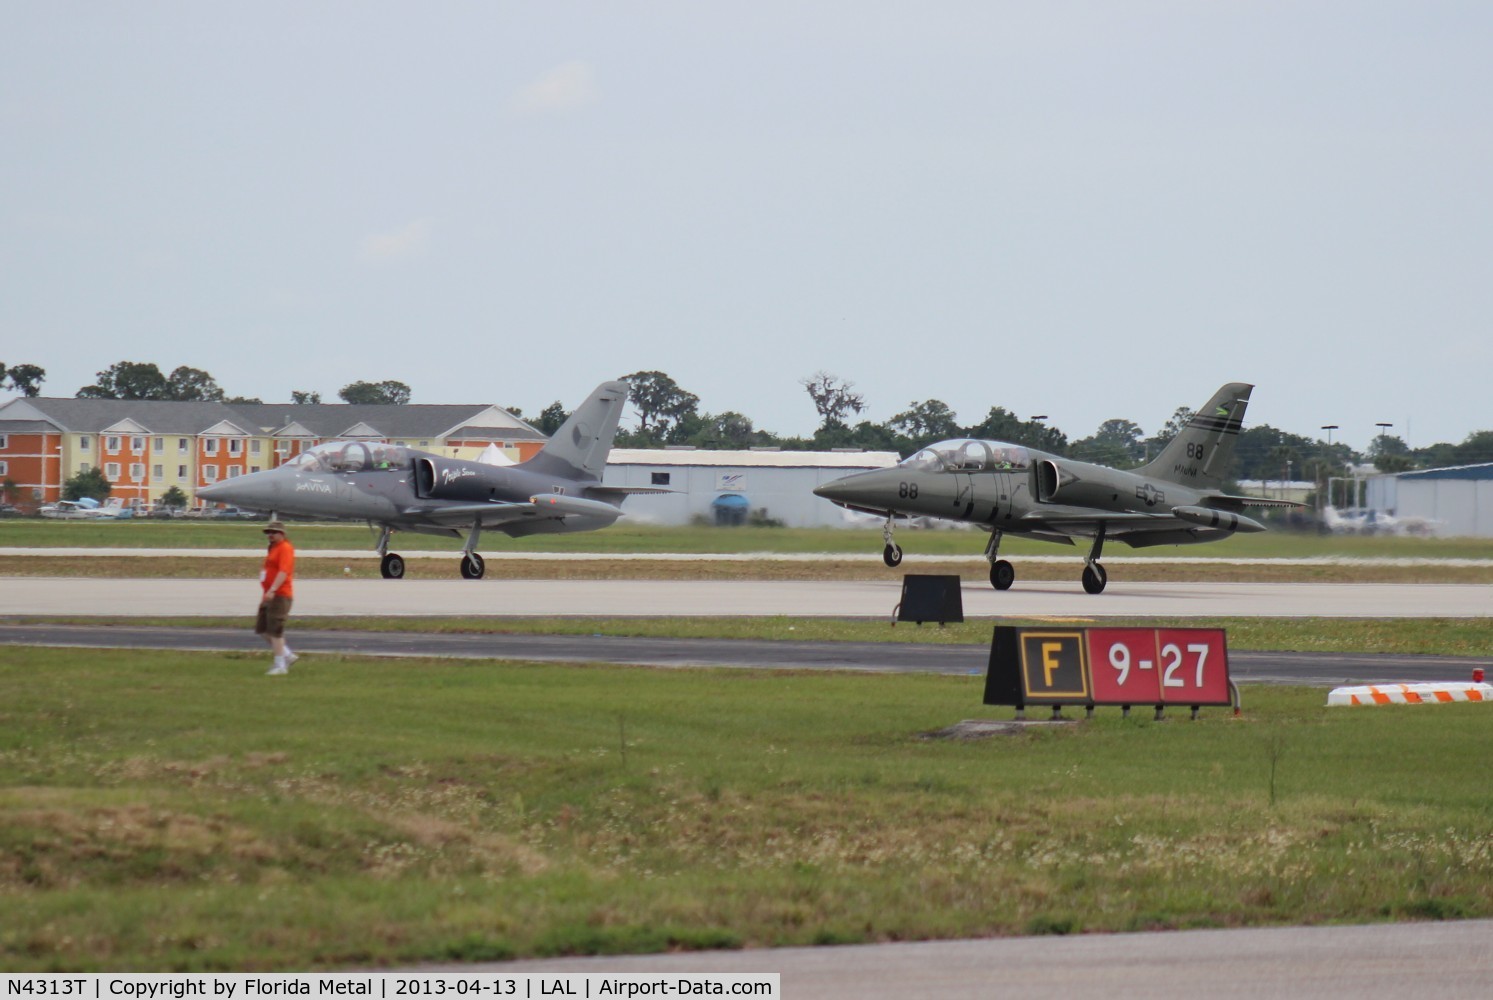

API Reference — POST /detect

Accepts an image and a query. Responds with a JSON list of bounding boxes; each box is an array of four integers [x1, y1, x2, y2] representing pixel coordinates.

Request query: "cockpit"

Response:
[[283, 441, 413, 474], [898, 439, 1031, 473]]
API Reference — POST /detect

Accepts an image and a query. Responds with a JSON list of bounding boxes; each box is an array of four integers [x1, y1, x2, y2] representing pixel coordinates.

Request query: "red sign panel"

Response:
[[1086, 628, 1230, 706], [1087, 629, 1164, 704], [1154, 628, 1230, 704]]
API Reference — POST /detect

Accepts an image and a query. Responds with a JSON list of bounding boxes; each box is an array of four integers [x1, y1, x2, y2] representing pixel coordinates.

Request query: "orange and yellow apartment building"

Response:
[[0, 396, 547, 509]]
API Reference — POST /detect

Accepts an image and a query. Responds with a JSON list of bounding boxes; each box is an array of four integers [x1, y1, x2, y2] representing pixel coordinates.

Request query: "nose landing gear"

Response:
[[882, 516, 903, 567]]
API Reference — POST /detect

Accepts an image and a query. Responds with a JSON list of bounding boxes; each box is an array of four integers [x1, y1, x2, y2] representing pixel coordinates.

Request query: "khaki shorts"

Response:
[[255, 595, 293, 638]]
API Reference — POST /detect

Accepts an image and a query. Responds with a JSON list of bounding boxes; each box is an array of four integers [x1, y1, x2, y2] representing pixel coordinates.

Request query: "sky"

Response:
[[3, 2, 1491, 452]]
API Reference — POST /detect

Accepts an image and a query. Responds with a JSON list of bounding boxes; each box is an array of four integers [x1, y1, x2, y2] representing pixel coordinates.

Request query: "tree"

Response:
[[536, 401, 570, 435], [1070, 419, 1145, 467], [291, 390, 322, 404], [800, 371, 866, 431], [77, 361, 171, 399], [159, 485, 188, 509], [1370, 433, 1413, 473], [889, 399, 959, 442], [1142, 406, 1195, 458], [1, 362, 46, 396], [622, 371, 700, 442], [62, 467, 112, 502], [166, 366, 225, 401], [75, 361, 230, 400], [338, 380, 412, 405]]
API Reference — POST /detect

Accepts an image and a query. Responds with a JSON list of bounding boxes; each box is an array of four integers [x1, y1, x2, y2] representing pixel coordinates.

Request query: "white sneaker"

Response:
[[284, 651, 300, 667], [266, 660, 288, 676]]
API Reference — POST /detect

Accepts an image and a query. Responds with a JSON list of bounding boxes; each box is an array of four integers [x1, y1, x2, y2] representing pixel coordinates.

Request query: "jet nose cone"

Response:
[[195, 480, 230, 500]]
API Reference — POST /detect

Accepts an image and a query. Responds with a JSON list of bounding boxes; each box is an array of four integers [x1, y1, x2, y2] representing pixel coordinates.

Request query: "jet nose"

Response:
[[194, 471, 278, 511]]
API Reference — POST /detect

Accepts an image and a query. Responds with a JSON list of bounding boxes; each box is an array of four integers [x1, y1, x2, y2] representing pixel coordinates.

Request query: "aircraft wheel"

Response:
[[1082, 564, 1108, 595], [380, 553, 406, 580], [883, 544, 903, 568], [990, 559, 1015, 591], [460, 552, 486, 580]]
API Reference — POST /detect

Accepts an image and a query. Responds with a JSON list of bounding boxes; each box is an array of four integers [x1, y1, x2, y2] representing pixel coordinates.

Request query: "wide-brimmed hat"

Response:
[[262, 520, 288, 534]]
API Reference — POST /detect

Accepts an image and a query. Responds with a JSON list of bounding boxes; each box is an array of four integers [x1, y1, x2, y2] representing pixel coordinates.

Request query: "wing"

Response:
[[398, 493, 624, 529]]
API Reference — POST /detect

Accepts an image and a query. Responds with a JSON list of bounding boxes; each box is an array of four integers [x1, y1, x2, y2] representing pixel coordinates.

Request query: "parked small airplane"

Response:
[[813, 382, 1299, 594], [196, 380, 653, 579]]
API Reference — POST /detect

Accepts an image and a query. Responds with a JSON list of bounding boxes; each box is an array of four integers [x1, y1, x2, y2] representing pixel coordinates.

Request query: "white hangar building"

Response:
[[1367, 463, 1493, 537], [601, 448, 900, 528]]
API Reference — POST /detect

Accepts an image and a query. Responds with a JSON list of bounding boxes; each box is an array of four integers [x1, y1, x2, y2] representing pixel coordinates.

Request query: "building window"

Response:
[[250, 465, 261, 474], [204, 439, 219, 455], [651, 472, 672, 486], [0, 461, 7, 476], [0, 435, 7, 448], [106, 436, 121, 452], [250, 440, 262, 455], [131, 436, 145, 451], [79, 462, 91, 473], [178, 438, 189, 453], [154, 437, 164, 451], [79, 436, 91, 451], [153, 465, 164, 479], [229, 439, 243, 456], [227, 467, 241, 478], [106, 463, 121, 480], [203, 466, 219, 483], [177, 465, 188, 480], [130, 464, 144, 481]]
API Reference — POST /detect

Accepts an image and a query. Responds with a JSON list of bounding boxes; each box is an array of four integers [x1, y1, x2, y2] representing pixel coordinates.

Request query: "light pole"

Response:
[[1320, 425, 1338, 510]]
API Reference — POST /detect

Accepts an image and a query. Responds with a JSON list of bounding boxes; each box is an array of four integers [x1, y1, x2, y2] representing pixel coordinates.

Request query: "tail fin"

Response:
[[1138, 382, 1253, 488], [521, 380, 629, 482]]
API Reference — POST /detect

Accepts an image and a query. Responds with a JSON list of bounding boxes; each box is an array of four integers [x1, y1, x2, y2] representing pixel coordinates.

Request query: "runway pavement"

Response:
[[3, 575, 1492, 617], [479, 918, 1493, 1000]]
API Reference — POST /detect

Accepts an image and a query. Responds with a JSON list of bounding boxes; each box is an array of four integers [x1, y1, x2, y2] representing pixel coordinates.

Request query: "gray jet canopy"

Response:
[[899, 440, 1032, 473]]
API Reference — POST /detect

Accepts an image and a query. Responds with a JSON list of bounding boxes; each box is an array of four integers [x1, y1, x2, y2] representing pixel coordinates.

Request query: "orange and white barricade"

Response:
[[1327, 682, 1493, 706]]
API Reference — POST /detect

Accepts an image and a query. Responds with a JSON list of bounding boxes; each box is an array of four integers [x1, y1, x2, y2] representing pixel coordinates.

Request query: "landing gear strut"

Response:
[[460, 521, 486, 580], [882, 516, 903, 567], [985, 529, 1014, 591], [375, 526, 405, 579], [1082, 525, 1108, 595]]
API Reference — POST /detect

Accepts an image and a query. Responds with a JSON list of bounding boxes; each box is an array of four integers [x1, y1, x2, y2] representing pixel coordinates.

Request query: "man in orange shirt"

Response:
[[257, 520, 298, 675]]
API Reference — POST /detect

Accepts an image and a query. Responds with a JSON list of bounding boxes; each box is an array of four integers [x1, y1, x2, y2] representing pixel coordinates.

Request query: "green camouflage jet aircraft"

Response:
[[812, 382, 1298, 594]]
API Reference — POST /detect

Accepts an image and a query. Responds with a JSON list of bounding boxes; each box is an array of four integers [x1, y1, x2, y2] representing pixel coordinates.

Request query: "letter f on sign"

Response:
[[1042, 643, 1062, 687]]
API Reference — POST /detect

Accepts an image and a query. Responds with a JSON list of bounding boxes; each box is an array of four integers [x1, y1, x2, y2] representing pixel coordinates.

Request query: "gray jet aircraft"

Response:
[[813, 382, 1298, 594], [196, 380, 652, 579]]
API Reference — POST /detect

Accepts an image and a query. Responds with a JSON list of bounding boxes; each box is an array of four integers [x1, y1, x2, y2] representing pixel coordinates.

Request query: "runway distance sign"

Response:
[[984, 626, 1231, 710]]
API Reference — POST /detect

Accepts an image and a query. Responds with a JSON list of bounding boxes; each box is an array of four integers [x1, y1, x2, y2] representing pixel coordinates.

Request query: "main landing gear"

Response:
[[372, 523, 488, 579], [1081, 525, 1108, 595], [460, 552, 486, 580]]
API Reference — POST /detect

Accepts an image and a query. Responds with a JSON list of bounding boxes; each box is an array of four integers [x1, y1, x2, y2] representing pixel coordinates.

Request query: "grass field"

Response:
[[2, 646, 1491, 971]]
